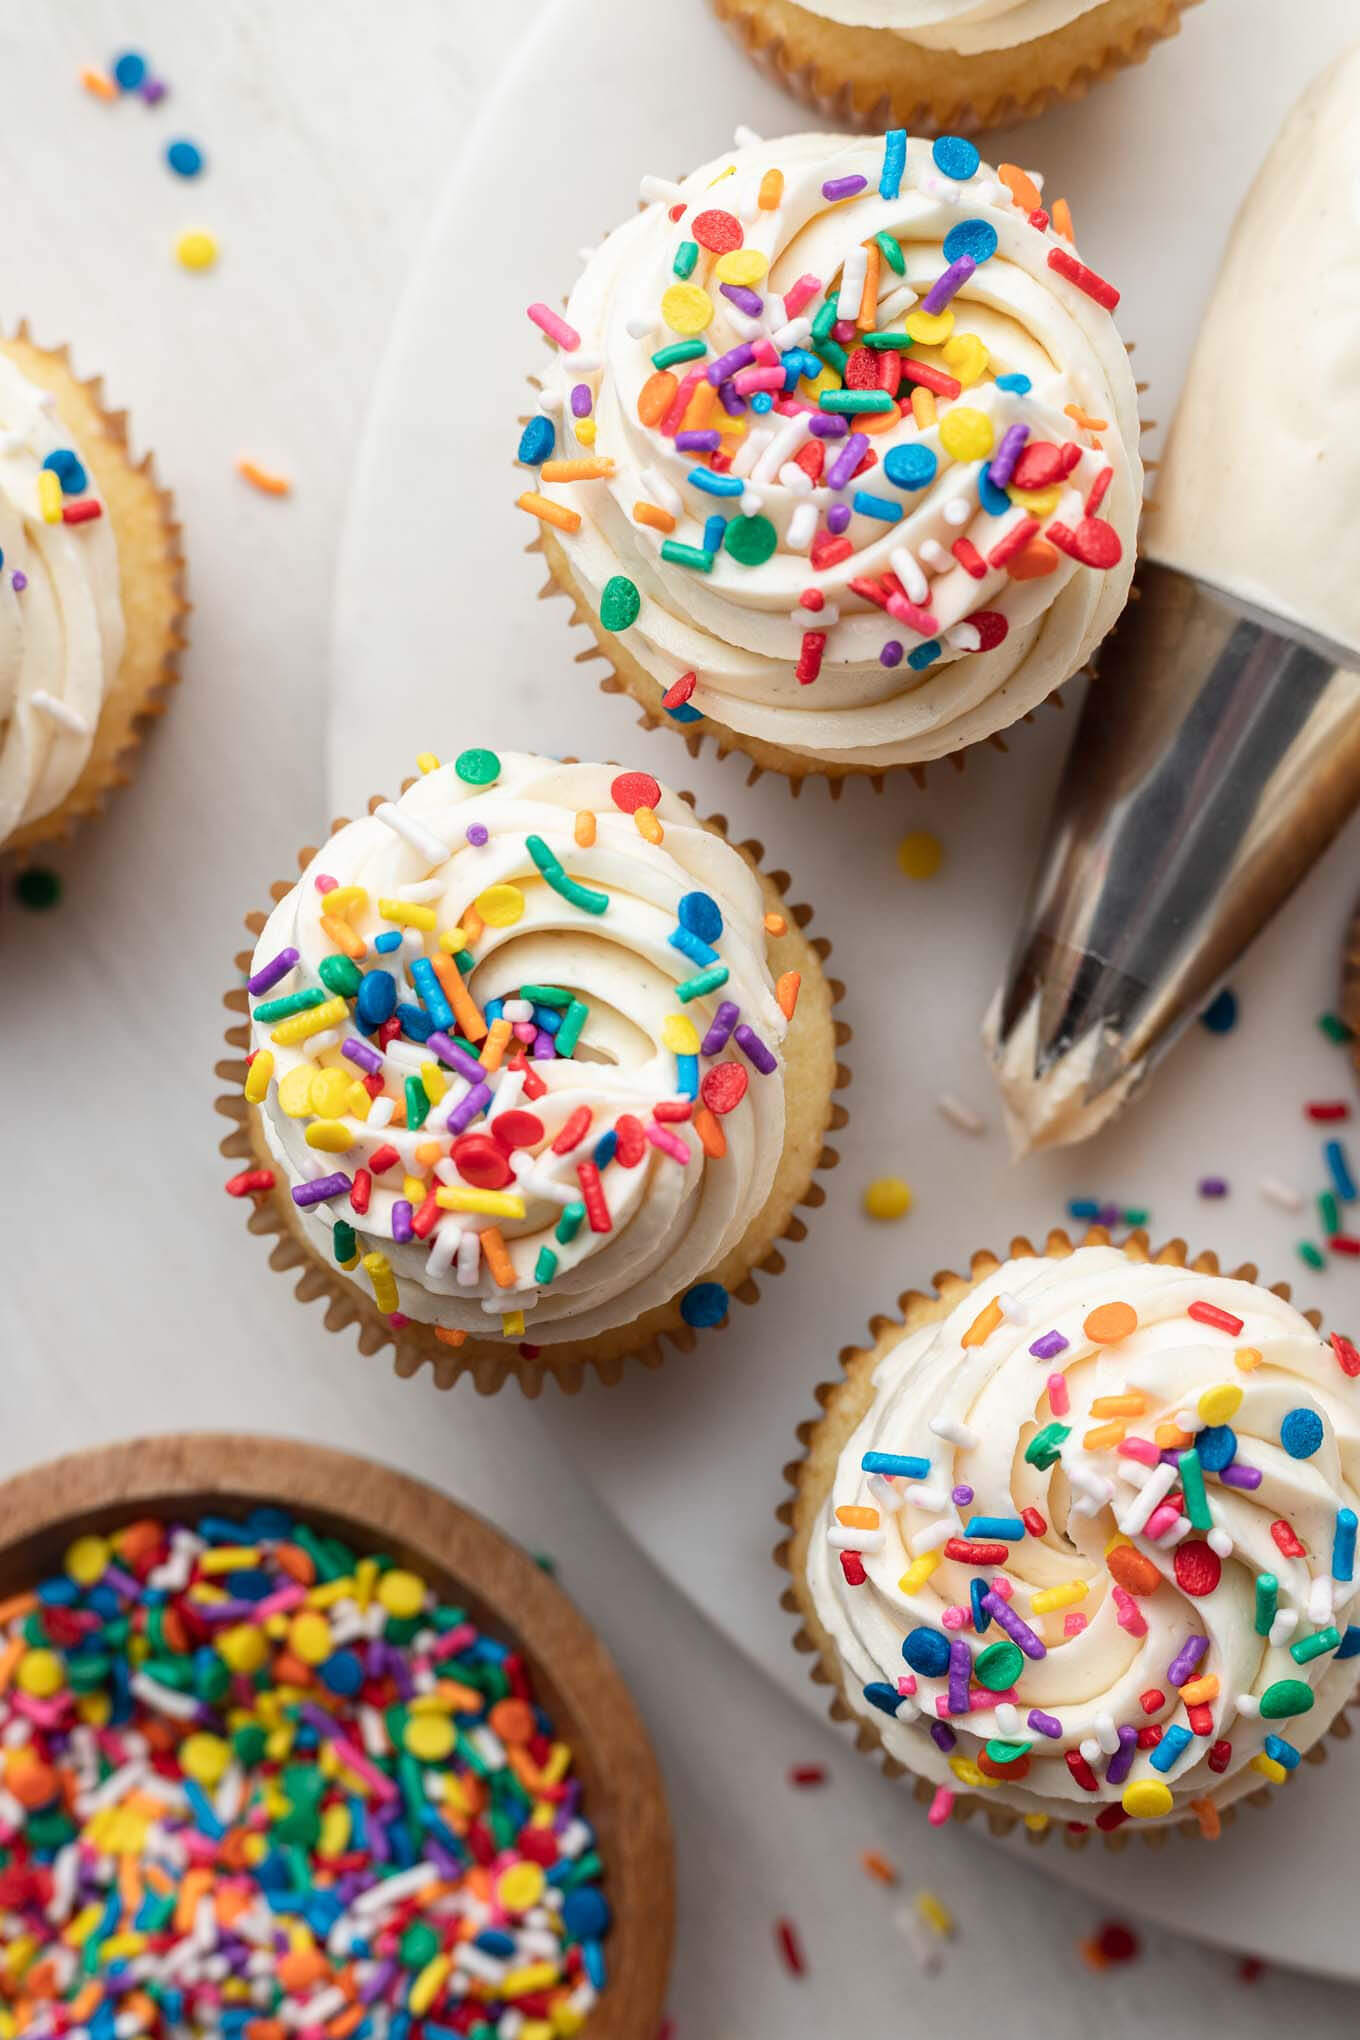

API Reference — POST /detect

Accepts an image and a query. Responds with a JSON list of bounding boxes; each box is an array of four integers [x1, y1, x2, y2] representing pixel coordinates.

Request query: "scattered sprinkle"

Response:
[[864, 1177, 913, 1221]]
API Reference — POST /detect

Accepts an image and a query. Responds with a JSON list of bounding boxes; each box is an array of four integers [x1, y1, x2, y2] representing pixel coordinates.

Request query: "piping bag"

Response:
[[985, 43, 1360, 1154]]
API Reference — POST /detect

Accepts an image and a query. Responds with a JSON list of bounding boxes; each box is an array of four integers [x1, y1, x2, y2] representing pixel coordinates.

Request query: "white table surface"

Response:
[[6, 1, 1360, 2030]]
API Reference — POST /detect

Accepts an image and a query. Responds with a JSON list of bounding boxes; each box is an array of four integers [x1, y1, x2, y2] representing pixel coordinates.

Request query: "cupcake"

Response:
[[519, 130, 1140, 785], [220, 748, 845, 1393], [0, 328, 186, 860], [782, 1232, 1360, 1838], [712, 0, 1196, 136]]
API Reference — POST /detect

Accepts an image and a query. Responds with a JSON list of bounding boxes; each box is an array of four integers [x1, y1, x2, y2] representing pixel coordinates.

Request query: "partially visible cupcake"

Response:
[[0, 328, 186, 861], [519, 130, 1140, 785], [712, 0, 1197, 135], [220, 747, 845, 1393], [783, 1232, 1360, 1839]]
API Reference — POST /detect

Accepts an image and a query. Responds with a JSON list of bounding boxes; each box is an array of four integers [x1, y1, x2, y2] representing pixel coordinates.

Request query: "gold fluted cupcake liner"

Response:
[[216, 778, 851, 1395], [2, 327, 188, 861], [776, 1224, 1353, 1849], [710, 0, 1198, 137]]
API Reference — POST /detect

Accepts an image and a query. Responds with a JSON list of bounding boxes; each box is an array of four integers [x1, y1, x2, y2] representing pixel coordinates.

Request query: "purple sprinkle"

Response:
[[717, 379, 748, 417], [11, 571, 27, 593], [701, 1000, 740, 1055], [391, 1199, 414, 1244], [719, 282, 763, 317], [1220, 1461, 1263, 1491], [1167, 1633, 1208, 1686], [140, 76, 167, 104], [570, 383, 593, 418], [987, 421, 1030, 491], [880, 640, 904, 667], [951, 1485, 974, 1507], [341, 1036, 384, 1075], [1097, 1202, 1121, 1228], [929, 1720, 957, 1754], [981, 1591, 1046, 1660], [292, 1172, 350, 1207], [426, 1031, 485, 1083], [1105, 1723, 1139, 1786], [532, 1028, 557, 1059], [1029, 1329, 1069, 1361], [445, 1081, 492, 1134], [734, 1023, 777, 1075], [1199, 1176, 1229, 1197], [809, 413, 850, 439], [1159, 1448, 1184, 1467], [826, 502, 852, 536], [822, 174, 868, 203], [706, 343, 755, 387], [947, 1636, 972, 1716], [676, 430, 722, 452], [921, 254, 976, 316], [247, 946, 299, 996], [466, 822, 489, 846], [1027, 1708, 1063, 1739], [826, 430, 869, 492]]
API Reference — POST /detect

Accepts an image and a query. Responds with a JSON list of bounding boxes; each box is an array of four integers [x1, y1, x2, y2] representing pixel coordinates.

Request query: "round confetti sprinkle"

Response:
[[175, 227, 218, 271], [681, 1281, 729, 1328], [1200, 987, 1238, 1033], [1083, 1301, 1137, 1344], [714, 248, 768, 286], [692, 209, 743, 253], [679, 889, 723, 942], [1197, 1382, 1243, 1426], [1011, 441, 1065, 489], [475, 882, 525, 927], [884, 443, 938, 491], [896, 832, 943, 880], [943, 218, 999, 265], [1281, 1407, 1325, 1459], [932, 135, 981, 181], [491, 1110, 545, 1152], [42, 448, 87, 495], [454, 746, 500, 785], [13, 866, 61, 911], [938, 406, 994, 463], [1196, 1423, 1237, 1473], [660, 282, 714, 335], [1069, 516, 1122, 568], [1173, 1539, 1223, 1598], [165, 138, 204, 178], [451, 1134, 513, 1190], [974, 1639, 1024, 1691], [902, 1627, 951, 1677], [724, 513, 778, 566], [1122, 1779, 1173, 1819], [1095, 1922, 1141, 1964], [466, 821, 489, 846], [700, 1061, 748, 1116], [863, 1176, 913, 1220], [968, 610, 1009, 652], [112, 49, 147, 90], [610, 769, 661, 814], [600, 575, 641, 631]]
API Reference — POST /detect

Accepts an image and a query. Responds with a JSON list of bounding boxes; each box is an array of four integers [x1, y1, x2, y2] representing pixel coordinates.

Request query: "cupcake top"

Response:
[[246, 749, 792, 1346], [774, 1, 1112, 53], [0, 349, 123, 848], [0, 1507, 610, 2035], [522, 129, 1139, 769], [805, 1244, 1360, 1830]]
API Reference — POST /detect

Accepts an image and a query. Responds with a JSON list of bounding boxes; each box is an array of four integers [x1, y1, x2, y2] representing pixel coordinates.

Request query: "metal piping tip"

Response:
[[985, 562, 1360, 1155]]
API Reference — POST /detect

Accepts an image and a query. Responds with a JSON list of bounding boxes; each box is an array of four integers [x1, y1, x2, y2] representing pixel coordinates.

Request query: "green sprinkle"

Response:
[[318, 954, 363, 998], [404, 1075, 430, 1131], [1290, 1625, 1341, 1665], [13, 865, 62, 910], [525, 834, 609, 916], [333, 1219, 358, 1265], [534, 1246, 558, 1285], [1178, 1448, 1213, 1531], [1024, 1421, 1070, 1470], [252, 987, 327, 1023], [517, 984, 572, 1007], [862, 330, 915, 350], [675, 963, 729, 1003], [820, 390, 895, 414], [984, 1738, 1032, 1765], [874, 229, 906, 275], [600, 575, 641, 631], [1319, 1012, 1355, 1045], [555, 1200, 586, 1245], [815, 339, 848, 377], [723, 513, 778, 566], [1320, 1190, 1341, 1237], [652, 338, 707, 370], [810, 299, 838, 344], [555, 998, 588, 1057], [672, 239, 699, 278], [534, 1552, 557, 1575], [1122, 1207, 1150, 1228], [974, 1640, 1023, 1691], [1298, 1241, 1327, 1271], [1255, 1573, 1278, 1636], [1259, 1677, 1315, 1719], [659, 540, 714, 573], [455, 747, 500, 787]]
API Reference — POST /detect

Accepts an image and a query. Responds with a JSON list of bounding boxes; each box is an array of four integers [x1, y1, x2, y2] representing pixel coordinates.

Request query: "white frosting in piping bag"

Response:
[[806, 1246, 1360, 1827]]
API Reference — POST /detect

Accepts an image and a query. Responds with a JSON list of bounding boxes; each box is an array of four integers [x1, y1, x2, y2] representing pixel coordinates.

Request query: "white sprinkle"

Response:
[[787, 501, 818, 552], [914, 1517, 960, 1553], [877, 282, 919, 322], [730, 429, 772, 481], [903, 1482, 950, 1514], [1069, 1471, 1114, 1518], [398, 877, 444, 903], [778, 462, 813, 497], [351, 1862, 442, 1915], [942, 496, 972, 528], [456, 1230, 481, 1287], [891, 545, 929, 605], [640, 175, 686, 206], [937, 1093, 986, 1136], [502, 999, 534, 1023], [537, 389, 564, 415], [1174, 1409, 1204, 1434], [30, 689, 92, 736], [770, 316, 812, 351], [1269, 1609, 1299, 1649], [624, 314, 656, 341], [1260, 1176, 1305, 1213], [129, 1673, 198, 1721], [837, 247, 868, 322], [374, 800, 450, 869], [740, 489, 765, 518], [1308, 1576, 1335, 1625], [366, 1095, 396, 1130], [1079, 1736, 1102, 1766], [919, 537, 953, 572], [996, 1291, 1027, 1325], [1094, 1712, 1119, 1755], [930, 1417, 979, 1450], [868, 1473, 905, 1514], [733, 124, 762, 148], [791, 602, 839, 629], [827, 1524, 884, 1554], [895, 1906, 944, 1974], [1208, 1527, 1233, 1558], [426, 1223, 461, 1281], [1153, 1512, 1192, 1548], [972, 180, 1002, 207], [994, 1702, 1022, 1738], [752, 411, 812, 485], [946, 623, 982, 653], [1235, 1693, 1261, 1719], [640, 464, 683, 515]]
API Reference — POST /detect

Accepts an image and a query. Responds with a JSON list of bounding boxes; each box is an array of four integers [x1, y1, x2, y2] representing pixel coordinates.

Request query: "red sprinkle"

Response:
[[988, 515, 1041, 569], [1048, 244, 1120, 310], [1187, 1299, 1245, 1336], [1208, 1739, 1233, 1774], [839, 1551, 866, 1587], [1306, 1101, 1351, 1122], [1329, 1236, 1360, 1257], [967, 609, 1009, 651], [1136, 1725, 1163, 1750], [1331, 1332, 1360, 1378], [775, 1918, 806, 1978], [1047, 515, 1122, 568], [692, 208, 742, 253], [1270, 1519, 1306, 1558], [793, 439, 825, 484], [652, 1098, 693, 1122], [576, 1160, 612, 1233], [551, 1106, 593, 1155], [613, 1113, 647, 1168], [224, 1168, 274, 1197], [700, 1061, 749, 1116], [1094, 1804, 1128, 1833], [1012, 441, 1066, 489], [1187, 1702, 1215, 1738], [1096, 1922, 1140, 1963], [491, 1110, 545, 1152], [877, 348, 903, 399], [951, 537, 987, 580], [1020, 1506, 1047, 1537], [844, 346, 879, 389], [1066, 1750, 1099, 1793], [798, 587, 825, 611], [1139, 1688, 1165, 1714], [796, 630, 826, 685], [661, 671, 697, 710], [451, 1134, 513, 1190], [902, 359, 962, 399], [944, 1539, 1008, 1566], [810, 531, 853, 572], [1085, 466, 1114, 515], [611, 770, 661, 814], [61, 499, 103, 525], [789, 1764, 827, 1788], [1173, 1540, 1222, 1598], [349, 1169, 372, 1216], [367, 1143, 400, 1174]]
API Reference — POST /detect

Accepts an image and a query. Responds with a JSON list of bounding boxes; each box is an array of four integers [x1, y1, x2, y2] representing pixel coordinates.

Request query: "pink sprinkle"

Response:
[[886, 593, 941, 636], [751, 337, 781, 368], [832, 319, 857, 345], [1112, 1585, 1147, 1637], [927, 1785, 955, 1827], [941, 1606, 968, 1630], [315, 873, 338, 894], [330, 1736, 399, 1800], [527, 301, 581, 351], [1145, 1502, 1181, 1539], [1047, 1372, 1070, 1416], [897, 1674, 917, 1696], [1063, 1612, 1089, 1637], [783, 274, 822, 318], [732, 366, 786, 394], [252, 1583, 306, 1620], [647, 1122, 692, 1165], [430, 1623, 478, 1660], [934, 1696, 951, 1719], [389, 1312, 410, 1329], [988, 1575, 1014, 1601], [1119, 1435, 1161, 1466], [513, 1021, 536, 1043]]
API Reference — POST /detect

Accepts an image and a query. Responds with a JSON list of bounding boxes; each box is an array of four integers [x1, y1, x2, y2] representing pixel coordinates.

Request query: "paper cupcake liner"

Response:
[[1340, 896, 1360, 1067], [710, 0, 1198, 136], [2, 325, 188, 861], [776, 1223, 1352, 1849], [216, 780, 851, 1396]]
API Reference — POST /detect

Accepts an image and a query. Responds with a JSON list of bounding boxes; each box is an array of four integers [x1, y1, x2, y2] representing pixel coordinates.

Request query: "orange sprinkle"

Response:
[[1191, 1795, 1222, 1840], [327, 2007, 366, 2040], [415, 1139, 441, 1168], [1051, 198, 1075, 243], [174, 1868, 213, 1935], [67, 1984, 102, 2023], [1090, 1393, 1146, 1417], [1106, 1544, 1162, 1596], [836, 1505, 880, 1530], [433, 1324, 468, 1348], [634, 805, 663, 845], [861, 1850, 898, 1886], [763, 911, 787, 936], [857, 239, 881, 330], [1084, 1301, 1138, 1344], [236, 456, 292, 497], [276, 1947, 328, 1995], [507, 1745, 548, 1795], [273, 1542, 317, 1585], [910, 386, 936, 429], [516, 490, 580, 534], [461, 904, 484, 945], [680, 380, 716, 433], [433, 1678, 484, 1712], [634, 501, 676, 533], [1082, 1421, 1127, 1452], [758, 167, 784, 210], [1064, 402, 1108, 432], [574, 810, 597, 847], [1007, 537, 1060, 581], [1180, 1674, 1220, 1706], [115, 1520, 164, 1565], [1236, 1346, 1263, 1371], [999, 163, 1042, 211], [431, 952, 487, 1042], [693, 1106, 726, 1158], [490, 1697, 537, 1743], [859, 401, 902, 435], [0, 1591, 37, 1627], [480, 1227, 516, 1289], [81, 66, 118, 99], [478, 1016, 513, 1072], [0, 1634, 25, 1694], [775, 970, 800, 1020], [962, 1299, 1003, 1348], [539, 457, 615, 482], [273, 1651, 313, 1688], [637, 370, 677, 426], [1154, 1420, 1195, 1450]]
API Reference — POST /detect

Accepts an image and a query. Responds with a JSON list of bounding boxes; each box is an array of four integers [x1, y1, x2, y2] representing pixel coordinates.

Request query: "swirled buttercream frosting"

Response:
[[247, 750, 792, 1345], [805, 1244, 1360, 1828], [521, 129, 1139, 769], [0, 350, 122, 848], [774, 0, 1110, 53]]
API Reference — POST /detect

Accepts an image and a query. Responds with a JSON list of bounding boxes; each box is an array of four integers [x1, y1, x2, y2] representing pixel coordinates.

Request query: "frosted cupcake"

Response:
[[784, 1234, 1360, 1837], [712, 0, 1197, 135], [519, 130, 1140, 784], [220, 748, 844, 1393], [0, 329, 185, 859]]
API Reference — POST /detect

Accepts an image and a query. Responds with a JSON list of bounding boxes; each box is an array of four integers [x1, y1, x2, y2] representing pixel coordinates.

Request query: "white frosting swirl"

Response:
[[531, 131, 1139, 768], [0, 350, 123, 848], [778, 0, 1107, 54], [249, 752, 790, 1345], [806, 1246, 1360, 1827]]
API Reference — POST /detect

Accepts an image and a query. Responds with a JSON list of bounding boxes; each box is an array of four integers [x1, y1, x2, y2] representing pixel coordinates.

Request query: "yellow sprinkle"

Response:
[[501, 1310, 526, 1338], [1082, 1420, 1127, 1451], [377, 897, 436, 931], [660, 282, 714, 335], [37, 470, 63, 523], [241, 1051, 275, 1105], [1197, 1382, 1243, 1426], [1008, 483, 1063, 516], [633, 806, 663, 845], [361, 1250, 398, 1315], [941, 332, 989, 388], [408, 1955, 451, 2019], [1122, 1779, 1173, 1819], [962, 1300, 1002, 1349], [1252, 1753, 1288, 1785], [758, 167, 784, 210], [198, 1546, 261, 1573], [904, 308, 955, 346], [435, 1187, 526, 1218], [308, 1067, 351, 1117], [896, 831, 943, 880], [180, 1733, 230, 1788], [714, 248, 769, 286], [64, 1536, 110, 1587], [323, 886, 367, 919], [17, 1651, 63, 1698], [899, 1552, 940, 1594], [910, 386, 937, 428], [500, 1963, 558, 1997], [497, 1862, 546, 1912], [217, 1625, 268, 1675], [401, 1174, 425, 1204], [1030, 1580, 1088, 1614], [347, 1081, 372, 1120], [270, 996, 348, 1046], [438, 927, 468, 954], [304, 1120, 354, 1153], [574, 418, 597, 446], [175, 227, 218, 271], [574, 810, 596, 847], [863, 1177, 912, 1221], [916, 1891, 954, 1938], [1236, 1346, 1263, 1371], [938, 405, 994, 463], [420, 1061, 447, 1104], [662, 1014, 701, 1055], [404, 1712, 456, 1762], [476, 883, 525, 928], [1023, 1811, 1049, 1832], [376, 1568, 425, 1620], [318, 1804, 351, 1859], [417, 752, 440, 774], [289, 1611, 332, 1664], [948, 1757, 996, 1790]]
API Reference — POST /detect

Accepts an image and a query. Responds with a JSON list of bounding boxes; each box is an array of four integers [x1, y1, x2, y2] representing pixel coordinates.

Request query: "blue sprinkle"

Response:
[[1067, 1198, 1102, 1220], [184, 1781, 225, 1839], [932, 135, 980, 182], [1263, 1733, 1301, 1771], [862, 1452, 930, 1478], [372, 930, 402, 954], [592, 1129, 618, 1169], [320, 1650, 364, 1696], [166, 139, 204, 179], [356, 969, 397, 1028], [884, 443, 938, 492], [751, 390, 774, 413], [1149, 1723, 1193, 1773], [483, 998, 504, 1023], [1336, 1624, 1360, 1660], [970, 1578, 990, 1634], [1280, 1407, 1324, 1460], [681, 1281, 728, 1328], [944, 218, 998, 266], [666, 701, 703, 723], [689, 467, 744, 497], [1324, 1138, 1357, 1203], [517, 415, 556, 466], [583, 1941, 607, 1991], [112, 50, 148, 90], [702, 513, 728, 555], [978, 467, 1011, 517], [532, 1005, 562, 1034], [563, 1887, 611, 1939], [880, 128, 907, 201], [907, 640, 940, 670], [966, 1516, 1025, 1540], [851, 489, 902, 524], [996, 373, 1032, 394], [42, 448, 88, 495], [863, 1680, 903, 1717], [669, 924, 718, 967], [1200, 987, 1238, 1034], [676, 1054, 699, 1099], [394, 1002, 434, 1043], [678, 890, 724, 942], [37, 1579, 78, 1606], [476, 1930, 517, 1957], [1197, 1424, 1237, 1473], [902, 1627, 951, 1677]]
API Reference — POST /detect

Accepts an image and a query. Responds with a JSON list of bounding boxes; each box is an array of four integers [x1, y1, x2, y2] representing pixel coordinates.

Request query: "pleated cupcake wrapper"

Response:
[[709, 0, 1198, 138], [1340, 897, 1360, 1069], [216, 778, 851, 1396], [776, 1224, 1354, 1850], [2, 325, 189, 861]]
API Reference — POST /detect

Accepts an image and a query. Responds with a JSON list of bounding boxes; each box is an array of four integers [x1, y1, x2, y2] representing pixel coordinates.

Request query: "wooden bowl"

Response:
[[0, 1432, 675, 2037]]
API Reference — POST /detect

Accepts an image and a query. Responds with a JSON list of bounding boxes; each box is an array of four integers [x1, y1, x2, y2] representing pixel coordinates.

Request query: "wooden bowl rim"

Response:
[[0, 1431, 674, 2037]]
